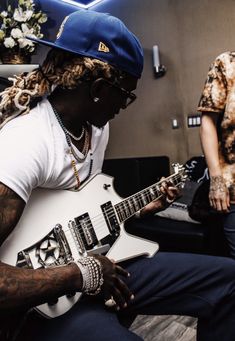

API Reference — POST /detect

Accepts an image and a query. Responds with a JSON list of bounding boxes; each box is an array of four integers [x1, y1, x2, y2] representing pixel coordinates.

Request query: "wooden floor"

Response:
[[130, 315, 197, 341]]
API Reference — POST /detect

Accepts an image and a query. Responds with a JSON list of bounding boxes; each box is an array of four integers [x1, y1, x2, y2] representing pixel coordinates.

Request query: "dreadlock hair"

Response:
[[0, 48, 126, 129]]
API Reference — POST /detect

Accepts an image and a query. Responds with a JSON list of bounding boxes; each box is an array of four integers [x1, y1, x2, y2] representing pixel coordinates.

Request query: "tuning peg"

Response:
[[172, 163, 183, 173]]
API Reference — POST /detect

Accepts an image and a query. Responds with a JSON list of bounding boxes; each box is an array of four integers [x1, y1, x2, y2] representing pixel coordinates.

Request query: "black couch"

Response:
[[102, 156, 229, 257]]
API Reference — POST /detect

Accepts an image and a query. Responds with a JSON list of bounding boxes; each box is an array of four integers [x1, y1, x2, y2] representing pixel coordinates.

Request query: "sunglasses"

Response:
[[103, 79, 137, 108]]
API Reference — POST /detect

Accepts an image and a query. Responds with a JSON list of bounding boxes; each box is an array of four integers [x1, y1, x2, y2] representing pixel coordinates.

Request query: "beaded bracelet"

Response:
[[74, 256, 104, 295]]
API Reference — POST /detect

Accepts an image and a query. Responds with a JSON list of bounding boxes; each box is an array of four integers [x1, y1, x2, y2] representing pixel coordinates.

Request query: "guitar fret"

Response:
[[128, 200, 134, 215], [141, 192, 148, 206], [126, 197, 136, 215], [145, 188, 153, 203], [152, 185, 160, 200], [150, 187, 157, 200], [116, 209, 124, 222], [132, 196, 141, 211], [120, 202, 128, 220], [121, 201, 128, 218], [123, 201, 130, 217], [133, 195, 140, 208]]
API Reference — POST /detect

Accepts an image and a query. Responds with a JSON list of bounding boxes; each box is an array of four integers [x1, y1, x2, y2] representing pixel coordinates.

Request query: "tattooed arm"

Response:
[[0, 182, 25, 246], [200, 113, 230, 212], [0, 182, 82, 313]]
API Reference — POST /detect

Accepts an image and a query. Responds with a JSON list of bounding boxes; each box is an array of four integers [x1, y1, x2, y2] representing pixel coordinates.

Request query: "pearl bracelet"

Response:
[[73, 256, 104, 295]]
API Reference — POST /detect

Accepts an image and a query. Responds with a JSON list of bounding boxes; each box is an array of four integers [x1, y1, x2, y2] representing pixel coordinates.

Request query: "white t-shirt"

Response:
[[0, 98, 109, 202]]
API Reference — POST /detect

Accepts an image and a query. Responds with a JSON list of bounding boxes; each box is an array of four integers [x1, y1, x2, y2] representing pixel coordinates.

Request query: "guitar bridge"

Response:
[[16, 224, 73, 269]]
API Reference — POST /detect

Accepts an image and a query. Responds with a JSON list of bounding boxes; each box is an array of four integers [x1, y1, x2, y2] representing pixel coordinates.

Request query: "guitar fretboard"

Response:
[[114, 171, 184, 223]]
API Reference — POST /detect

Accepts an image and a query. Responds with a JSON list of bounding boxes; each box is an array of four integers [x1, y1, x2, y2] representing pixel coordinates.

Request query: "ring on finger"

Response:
[[105, 296, 116, 307], [166, 197, 174, 204]]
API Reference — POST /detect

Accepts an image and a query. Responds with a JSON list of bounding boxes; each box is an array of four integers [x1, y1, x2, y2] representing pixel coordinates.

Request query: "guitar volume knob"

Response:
[[103, 184, 111, 190]]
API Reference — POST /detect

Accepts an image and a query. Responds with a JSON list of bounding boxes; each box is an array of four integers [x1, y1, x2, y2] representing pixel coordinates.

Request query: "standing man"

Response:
[[1, 10, 235, 341], [198, 51, 235, 258]]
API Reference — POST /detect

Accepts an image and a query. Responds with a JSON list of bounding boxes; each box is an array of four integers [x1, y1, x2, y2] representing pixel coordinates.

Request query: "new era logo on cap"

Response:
[[98, 42, 109, 53]]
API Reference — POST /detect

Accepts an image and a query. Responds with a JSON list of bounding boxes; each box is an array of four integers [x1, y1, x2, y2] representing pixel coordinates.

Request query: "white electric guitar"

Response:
[[0, 164, 186, 318]]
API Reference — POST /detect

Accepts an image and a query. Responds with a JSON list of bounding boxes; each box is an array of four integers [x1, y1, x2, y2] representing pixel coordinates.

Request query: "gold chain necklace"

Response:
[[70, 128, 90, 162]]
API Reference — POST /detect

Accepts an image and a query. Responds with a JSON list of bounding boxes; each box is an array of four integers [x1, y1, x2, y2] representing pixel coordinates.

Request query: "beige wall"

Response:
[[91, 0, 235, 164]]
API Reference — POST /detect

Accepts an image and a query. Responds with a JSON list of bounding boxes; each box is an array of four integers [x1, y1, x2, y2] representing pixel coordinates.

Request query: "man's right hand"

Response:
[[209, 175, 230, 212], [93, 254, 134, 310]]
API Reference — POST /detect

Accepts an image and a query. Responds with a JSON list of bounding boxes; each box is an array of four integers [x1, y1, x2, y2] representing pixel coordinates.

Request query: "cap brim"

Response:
[[27, 36, 66, 51], [27, 35, 109, 63]]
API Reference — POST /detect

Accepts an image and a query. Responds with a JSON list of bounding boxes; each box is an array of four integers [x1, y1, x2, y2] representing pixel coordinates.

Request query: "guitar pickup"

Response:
[[74, 213, 98, 250], [101, 201, 120, 236]]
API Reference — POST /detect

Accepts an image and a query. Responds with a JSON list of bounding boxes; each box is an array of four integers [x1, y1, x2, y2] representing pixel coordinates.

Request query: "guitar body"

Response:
[[0, 173, 159, 318]]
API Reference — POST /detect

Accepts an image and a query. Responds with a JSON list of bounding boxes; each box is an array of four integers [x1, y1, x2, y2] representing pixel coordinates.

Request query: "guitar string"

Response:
[[89, 172, 184, 224], [40, 172, 184, 265], [64, 172, 184, 236], [100, 173, 184, 226], [49, 173, 185, 257], [69, 172, 184, 234], [58, 172, 184, 238], [116, 175, 181, 210], [62, 181, 183, 253]]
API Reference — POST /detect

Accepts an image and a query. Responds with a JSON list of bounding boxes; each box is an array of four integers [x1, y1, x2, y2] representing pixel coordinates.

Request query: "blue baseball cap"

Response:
[[28, 10, 144, 78]]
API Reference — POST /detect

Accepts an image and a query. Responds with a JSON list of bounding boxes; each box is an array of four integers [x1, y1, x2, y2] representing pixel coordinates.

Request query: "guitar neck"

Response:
[[114, 172, 183, 223]]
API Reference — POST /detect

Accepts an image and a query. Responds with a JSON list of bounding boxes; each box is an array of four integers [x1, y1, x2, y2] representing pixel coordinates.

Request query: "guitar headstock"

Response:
[[172, 163, 188, 188]]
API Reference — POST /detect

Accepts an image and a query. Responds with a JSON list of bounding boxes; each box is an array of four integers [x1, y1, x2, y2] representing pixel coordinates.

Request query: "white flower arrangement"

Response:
[[0, 0, 47, 55]]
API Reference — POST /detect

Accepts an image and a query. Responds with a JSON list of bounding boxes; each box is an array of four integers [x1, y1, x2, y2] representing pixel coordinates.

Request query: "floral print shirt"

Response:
[[198, 51, 235, 199]]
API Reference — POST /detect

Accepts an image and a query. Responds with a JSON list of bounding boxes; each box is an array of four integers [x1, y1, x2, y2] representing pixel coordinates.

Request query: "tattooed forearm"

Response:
[[0, 183, 82, 312], [0, 183, 25, 245], [210, 175, 227, 193], [0, 262, 81, 312]]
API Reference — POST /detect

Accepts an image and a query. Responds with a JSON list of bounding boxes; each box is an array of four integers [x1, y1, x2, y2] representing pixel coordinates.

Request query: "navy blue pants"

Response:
[[18, 252, 235, 341], [223, 203, 235, 259]]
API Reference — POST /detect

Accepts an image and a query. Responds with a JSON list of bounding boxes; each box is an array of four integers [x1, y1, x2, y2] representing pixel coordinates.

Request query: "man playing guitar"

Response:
[[0, 9, 235, 341]]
